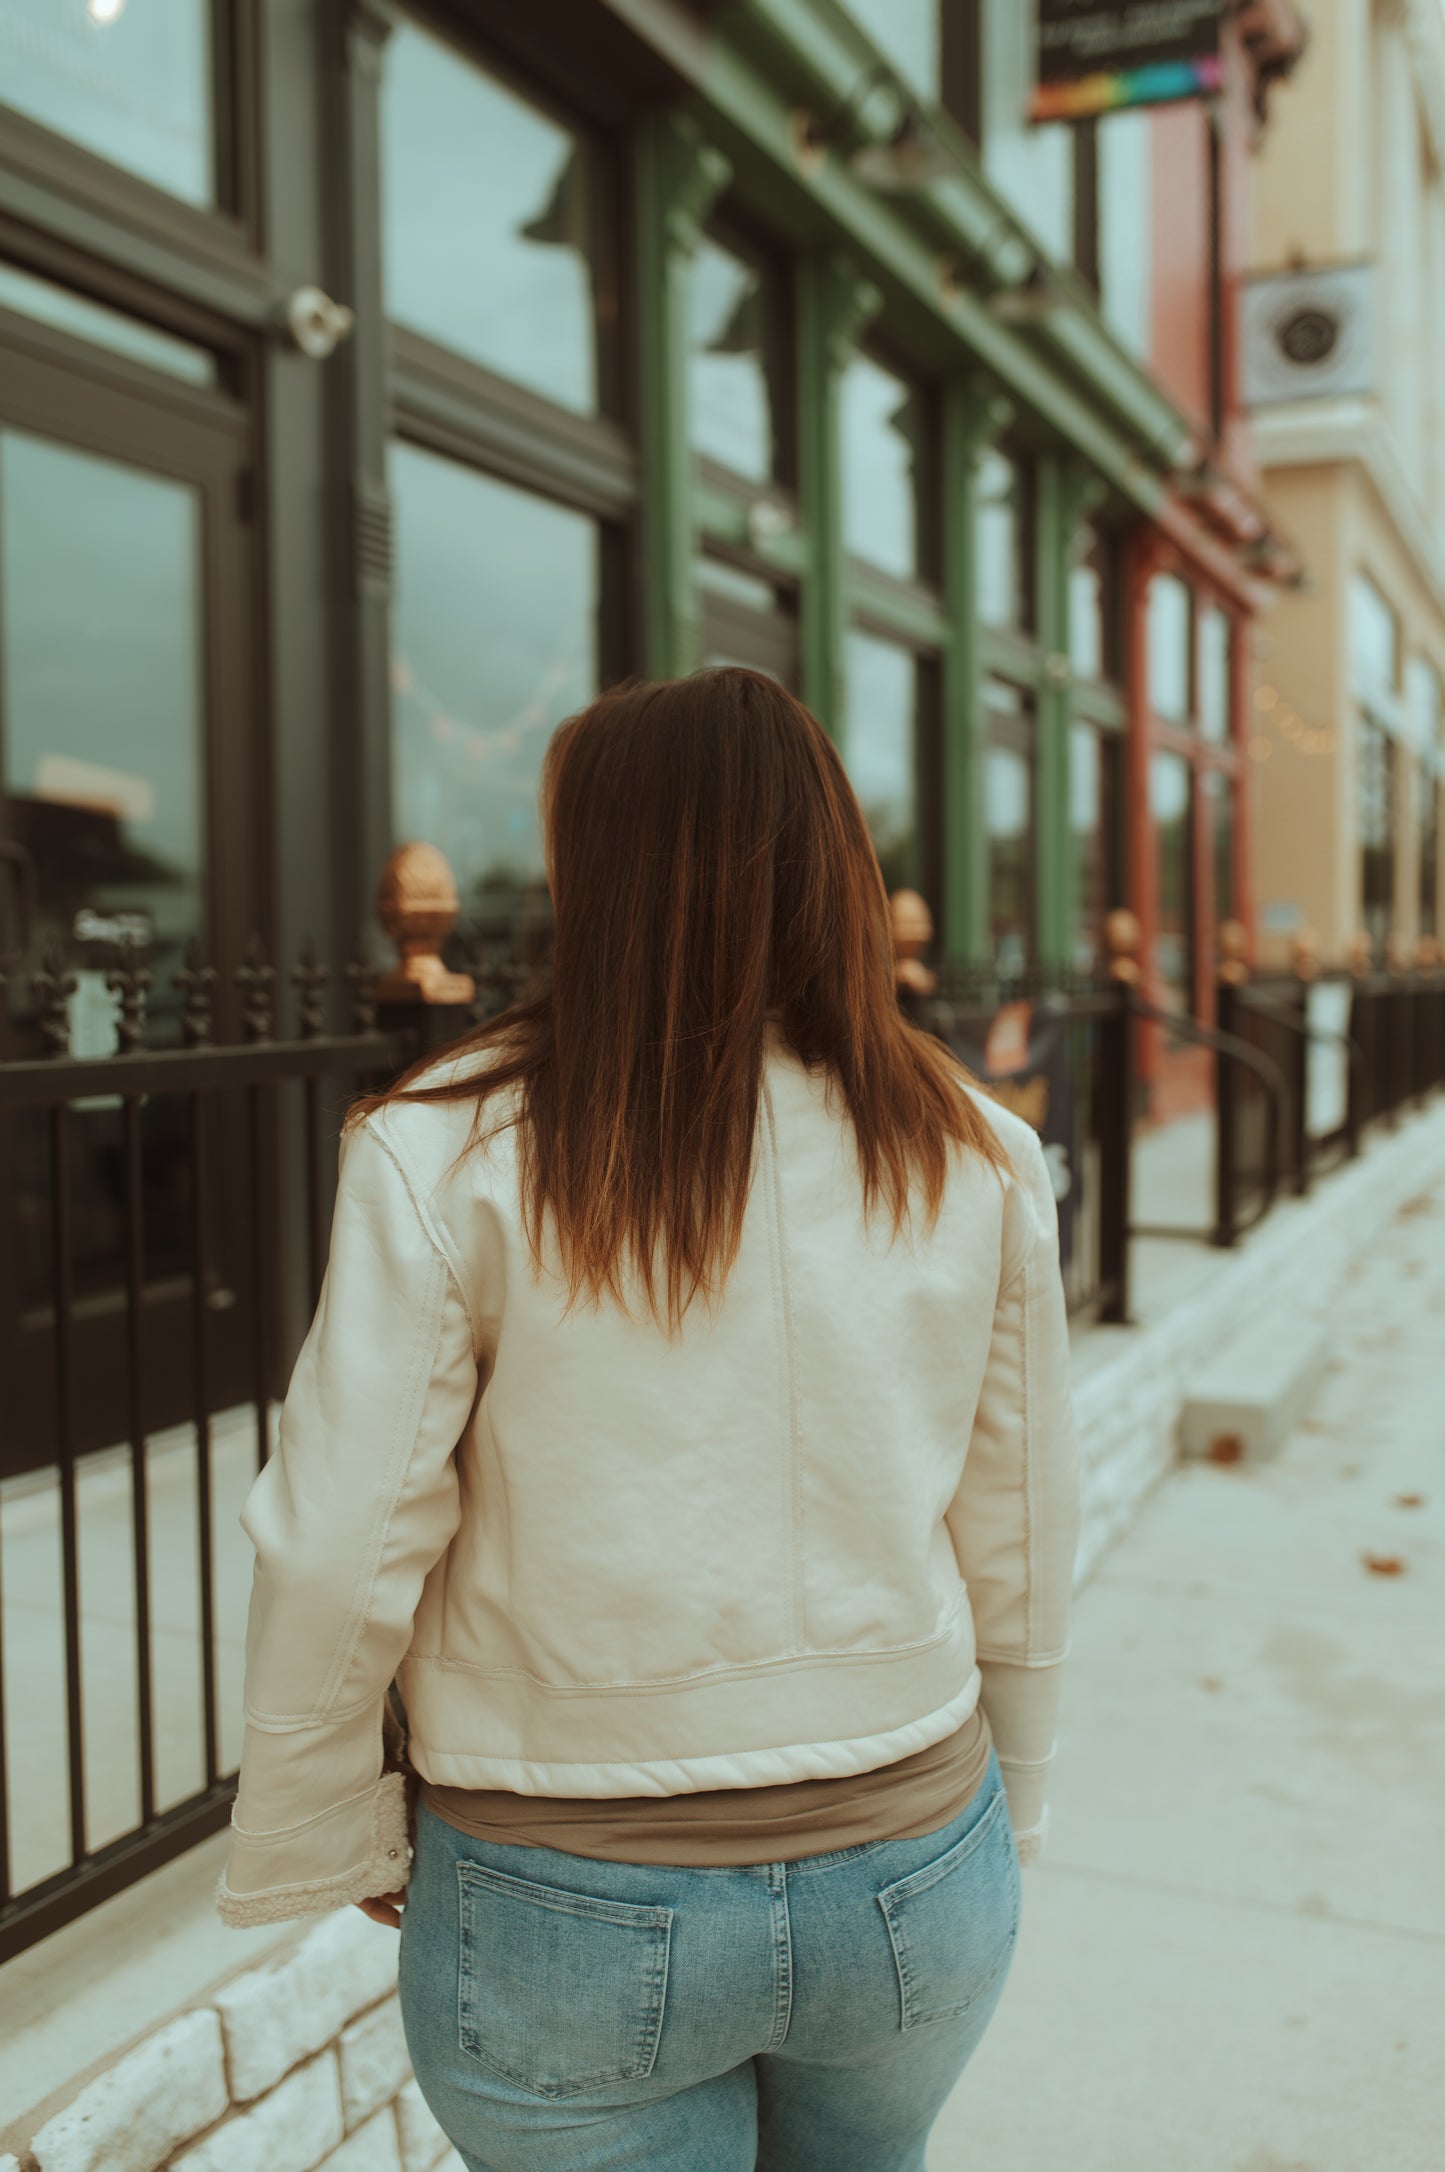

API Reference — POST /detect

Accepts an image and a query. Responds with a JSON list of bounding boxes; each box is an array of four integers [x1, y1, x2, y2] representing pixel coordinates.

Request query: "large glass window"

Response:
[[0, 0, 215, 205], [1203, 768, 1234, 925], [977, 446, 1031, 633], [1068, 721, 1118, 972], [843, 632, 921, 892], [1151, 749, 1193, 1013], [390, 444, 598, 931], [984, 680, 1034, 977], [1198, 604, 1232, 745], [1416, 762, 1438, 940], [1359, 715, 1396, 952], [838, 0, 941, 99], [1350, 574, 1399, 713], [688, 235, 782, 485], [1, 429, 204, 1020], [1068, 521, 1115, 681], [841, 352, 924, 582], [0, 260, 216, 384], [381, 22, 601, 414], [1147, 573, 1192, 725]]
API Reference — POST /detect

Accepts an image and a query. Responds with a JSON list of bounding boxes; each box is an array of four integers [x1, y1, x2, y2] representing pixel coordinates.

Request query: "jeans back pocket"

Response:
[[876, 1787, 1020, 2030], [456, 1859, 673, 2099]]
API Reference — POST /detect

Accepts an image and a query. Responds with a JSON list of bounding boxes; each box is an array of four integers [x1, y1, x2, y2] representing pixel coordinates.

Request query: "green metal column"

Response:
[[796, 253, 881, 735], [940, 376, 1013, 966], [634, 111, 731, 679], [1034, 454, 1071, 971]]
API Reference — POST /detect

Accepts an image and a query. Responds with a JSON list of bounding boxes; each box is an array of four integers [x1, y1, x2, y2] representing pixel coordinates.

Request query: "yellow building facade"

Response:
[[1249, 0, 1445, 965]]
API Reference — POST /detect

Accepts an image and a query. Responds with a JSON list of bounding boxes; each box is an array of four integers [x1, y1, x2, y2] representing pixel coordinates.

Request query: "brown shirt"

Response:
[[423, 1699, 993, 1867]]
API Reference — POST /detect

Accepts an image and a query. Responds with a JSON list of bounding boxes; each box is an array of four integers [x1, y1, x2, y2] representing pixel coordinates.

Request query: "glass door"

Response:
[[0, 296, 259, 1474]]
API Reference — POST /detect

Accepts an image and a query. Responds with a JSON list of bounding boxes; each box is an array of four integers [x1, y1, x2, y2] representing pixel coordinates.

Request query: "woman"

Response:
[[220, 669, 1081, 2172]]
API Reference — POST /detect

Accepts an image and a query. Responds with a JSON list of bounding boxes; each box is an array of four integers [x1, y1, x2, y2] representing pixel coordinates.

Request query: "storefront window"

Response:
[[688, 235, 780, 484], [1068, 721, 1117, 972], [381, 22, 600, 414], [1203, 768, 1233, 924], [1068, 521, 1114, 681], [984, 680, 1034, 976], [1416, 764, 1438, 939], [699, 556, 798, 687], [1147, 572, 1192, 724], [0, 261, 216, 384], [1198, 604, 1231, 745], [977, 446, 1030, 632], [841, 352, 924, 582], [0, 0, 215, 205], [1151, 749, 1192, 1013], [1350, 574, 1398, 711], [1359, 715, 1396, 951], [390, 443, 598, 932], [842, 631, 919, 891]]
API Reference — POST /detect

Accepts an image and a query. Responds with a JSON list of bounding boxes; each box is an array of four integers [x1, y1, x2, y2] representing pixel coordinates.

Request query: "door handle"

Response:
[[0, 839, 37, 974]]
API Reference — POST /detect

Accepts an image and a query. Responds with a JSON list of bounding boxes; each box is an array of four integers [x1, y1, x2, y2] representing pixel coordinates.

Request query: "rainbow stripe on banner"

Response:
[[1030, 53, 1225, 121]]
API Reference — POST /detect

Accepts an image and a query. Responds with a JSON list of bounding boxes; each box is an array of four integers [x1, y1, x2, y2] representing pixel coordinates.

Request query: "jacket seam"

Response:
[[398, 1599, 967, 1695], [363, 1111, 481, 1349], [761, 1075, 805, 1653]]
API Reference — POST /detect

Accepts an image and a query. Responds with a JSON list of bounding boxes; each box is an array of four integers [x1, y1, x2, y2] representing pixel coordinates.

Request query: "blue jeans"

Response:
[[398, 1746, 1020, 2171]]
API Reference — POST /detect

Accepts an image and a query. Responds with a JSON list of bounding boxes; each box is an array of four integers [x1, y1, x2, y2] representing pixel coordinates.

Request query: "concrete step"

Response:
[[1178, 1316, 1330, 1463]]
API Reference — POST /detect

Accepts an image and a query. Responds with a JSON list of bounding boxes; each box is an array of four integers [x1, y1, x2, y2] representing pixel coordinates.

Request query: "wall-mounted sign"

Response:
[[1031, 1, 1225, 122], [1241, 262, 1376, 408]]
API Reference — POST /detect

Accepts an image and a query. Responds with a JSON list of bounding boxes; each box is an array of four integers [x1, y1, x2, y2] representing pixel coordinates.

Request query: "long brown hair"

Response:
[[358, 669, 1006, 1332]]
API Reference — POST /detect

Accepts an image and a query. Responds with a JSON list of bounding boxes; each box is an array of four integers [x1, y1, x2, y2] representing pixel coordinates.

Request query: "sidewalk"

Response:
[[930, 1165, 1445, 2170]]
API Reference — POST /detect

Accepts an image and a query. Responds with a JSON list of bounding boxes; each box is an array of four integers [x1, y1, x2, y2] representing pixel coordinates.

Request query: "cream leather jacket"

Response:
[[219, 1026, 1081, 1926]]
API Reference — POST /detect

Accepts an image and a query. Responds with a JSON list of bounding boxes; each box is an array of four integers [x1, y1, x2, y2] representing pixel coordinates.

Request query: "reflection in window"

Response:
[[698, 559, 797, 686], [0, 0, 214, 204], [1203, 767, 1233, 924], [1069, 722, 1117, 972], [0, 259, 215, 383], [1068, 522, 1113, 680], [1199, 605, 1231, 744], [978, 448, 1029, 631], [841, 353, 923, 581], [1147, 573, 1191, 724], [838, 0, 940, 98], [984, 681, 1033, 976], [1, 428, 203, 1016], [1359, 715, 1395, 951], [688, 238, 777, 483], [1350, 573, 1398, 709], [843, 631, 919, 892], [390, 444, 597, 937], [1151, 749, 1192, 1012], [1419, 762, 1439, 939], [382, 23, 598, 413]]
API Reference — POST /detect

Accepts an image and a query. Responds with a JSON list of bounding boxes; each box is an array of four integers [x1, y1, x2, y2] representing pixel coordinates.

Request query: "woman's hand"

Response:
[[356, 1891, 406, 1930]]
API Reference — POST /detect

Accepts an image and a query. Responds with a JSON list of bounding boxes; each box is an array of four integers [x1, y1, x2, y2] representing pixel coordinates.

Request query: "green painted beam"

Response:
[[940, 377, 1012, 965], [1033, 454, 1070, 970], [796, 251, 881, 734]]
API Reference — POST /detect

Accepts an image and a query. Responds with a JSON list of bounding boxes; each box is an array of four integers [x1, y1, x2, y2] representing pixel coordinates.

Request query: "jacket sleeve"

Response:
[[216, 1114, 479, 1927], [946, 1122, 1081, 1864]]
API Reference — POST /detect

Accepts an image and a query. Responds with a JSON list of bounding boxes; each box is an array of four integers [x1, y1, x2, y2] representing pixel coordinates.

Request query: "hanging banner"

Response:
[[923, 998, 1080, 1269], [1031, 1, 1225, 123]]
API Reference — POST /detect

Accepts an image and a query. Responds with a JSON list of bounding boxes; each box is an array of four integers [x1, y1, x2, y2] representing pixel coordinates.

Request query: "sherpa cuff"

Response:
[[215, 1770, 411, 1928]]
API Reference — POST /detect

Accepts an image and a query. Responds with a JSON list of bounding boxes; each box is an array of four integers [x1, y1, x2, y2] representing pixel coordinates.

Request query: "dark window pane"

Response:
[[984, 681, 1033, 976], [843, 631, 919, 891], [698, 558, 797, 687], [1, 428, 204, 1025], [381, 23, 599, 413], [978, 448, 1030, 632], [0, 0, 214, 205], [1199, 605, 1231, 745], [390, 445, 598, 935], [1068, 721, 1117, 972], [688, 238, 776, 484], [1150, 748, 1193, 1012], [841, 353, 922, 581], [1203, 767, 1233, 923], [1148, 573, 1191, 724], [1359, 715, 1395, 949], [0, 259, 215, 383], [1419, 766, 1439, 937]]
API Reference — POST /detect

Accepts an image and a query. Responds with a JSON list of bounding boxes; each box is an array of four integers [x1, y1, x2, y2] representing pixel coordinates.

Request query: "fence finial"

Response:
[[373, 842, 475, 1005], [1345, 930, 1374, 978], [889, 888, 936, 998], [1105, 908, 1142, 986], [1289, 926, 1320, 983], [1218, 918, 1250, 986], [1416, 935, 1440, 973]]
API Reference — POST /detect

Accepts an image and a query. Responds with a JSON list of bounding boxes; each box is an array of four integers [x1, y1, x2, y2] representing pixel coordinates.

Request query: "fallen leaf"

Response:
[[1199, 1677, 1223, 1693], [1395, 1194, 1433, 1219], [1394, 1493, 1426, 1510], [1208, 1435, 1245, 1465], [1361, 1553, 1406, 1576], [1299, 1417, 1327, 1433]]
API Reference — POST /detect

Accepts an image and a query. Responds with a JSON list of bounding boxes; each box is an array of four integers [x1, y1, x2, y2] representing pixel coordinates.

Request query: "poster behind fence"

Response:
[[924, 999, 1078, 1268], [1032, 0, 1225, 119]]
